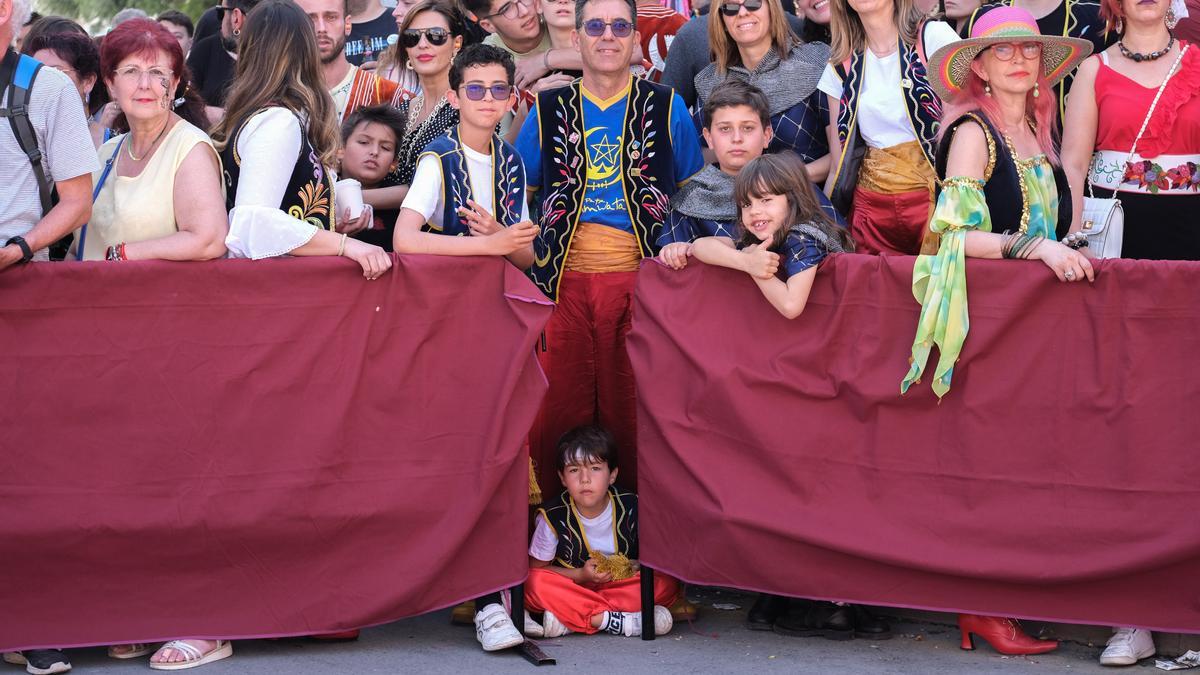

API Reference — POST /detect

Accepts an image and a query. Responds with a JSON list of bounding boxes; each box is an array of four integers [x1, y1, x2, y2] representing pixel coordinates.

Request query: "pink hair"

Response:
[[939, 60, 1061, 166]]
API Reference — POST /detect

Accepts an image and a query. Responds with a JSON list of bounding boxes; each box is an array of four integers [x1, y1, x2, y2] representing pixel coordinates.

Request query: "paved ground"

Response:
[[52, 588, 1139, 674]]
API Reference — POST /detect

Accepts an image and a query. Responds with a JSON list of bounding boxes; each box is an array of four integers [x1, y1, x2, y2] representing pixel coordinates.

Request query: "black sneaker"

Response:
[[20, 650, 71, 675]]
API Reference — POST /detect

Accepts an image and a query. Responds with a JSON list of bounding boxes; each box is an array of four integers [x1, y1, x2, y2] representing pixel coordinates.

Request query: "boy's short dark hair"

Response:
[[449, 43, 515, 91], [340, 104, 407, 148], [157, 10, 195, 37], [555, 426, 618, 472], [460, 0, 493, 21], [702, 80, 771, 131]]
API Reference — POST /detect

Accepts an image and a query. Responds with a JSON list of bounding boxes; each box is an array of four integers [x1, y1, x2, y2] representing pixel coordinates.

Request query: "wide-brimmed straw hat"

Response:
[[927, 6, 1093, 101]]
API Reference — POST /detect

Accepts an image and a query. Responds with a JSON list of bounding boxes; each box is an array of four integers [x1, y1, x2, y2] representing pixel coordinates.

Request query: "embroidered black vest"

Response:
[[220, 107, 334, 231], [418, 127, 526, 236], [937, 112, 1072, 236], [538, 487, 638, 569], [531, 78, 678, 301], [829, 31, 943, 216]]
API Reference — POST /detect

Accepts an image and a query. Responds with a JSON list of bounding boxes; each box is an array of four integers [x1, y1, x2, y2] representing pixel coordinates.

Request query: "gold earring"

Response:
[[1033, 81, 1040, 98], [984, 82, 992, 96], [1167, 7, 1178, 28]]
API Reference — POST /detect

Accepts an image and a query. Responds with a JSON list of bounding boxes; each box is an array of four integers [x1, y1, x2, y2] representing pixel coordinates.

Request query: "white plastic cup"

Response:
[[335, 178, 365, 218]]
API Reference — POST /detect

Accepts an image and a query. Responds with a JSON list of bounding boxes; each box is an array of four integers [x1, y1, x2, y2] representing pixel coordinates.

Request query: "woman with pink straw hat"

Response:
[[902, 7, 1094, 651]]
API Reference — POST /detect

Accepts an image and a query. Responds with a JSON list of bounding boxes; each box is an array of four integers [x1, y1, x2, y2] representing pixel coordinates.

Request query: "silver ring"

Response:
[[1065, 270, 1076, 280]]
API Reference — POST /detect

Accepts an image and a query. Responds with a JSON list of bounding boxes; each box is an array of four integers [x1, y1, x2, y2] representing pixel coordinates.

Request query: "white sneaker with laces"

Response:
[[474, 603, 524, 652], [541, 611, 572, 638], [1099, 627, 1155, 666]]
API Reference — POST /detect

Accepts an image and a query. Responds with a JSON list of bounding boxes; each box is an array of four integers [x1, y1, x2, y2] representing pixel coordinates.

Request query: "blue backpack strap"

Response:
[[76, 136, 126, 261], [1, 51, 53, 215]]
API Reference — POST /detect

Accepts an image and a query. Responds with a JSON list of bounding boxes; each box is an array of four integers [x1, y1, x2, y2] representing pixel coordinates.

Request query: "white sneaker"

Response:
[[474, 603, 524, 652], [1100, 627, 1155, 666], [541, 611, 572, 638], [523, 610, 545, 638], [608, 606, 674, 637]]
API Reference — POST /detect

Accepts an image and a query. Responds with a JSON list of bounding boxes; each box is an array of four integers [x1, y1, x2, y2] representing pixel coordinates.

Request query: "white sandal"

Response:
[[148, 640, 232, 671]]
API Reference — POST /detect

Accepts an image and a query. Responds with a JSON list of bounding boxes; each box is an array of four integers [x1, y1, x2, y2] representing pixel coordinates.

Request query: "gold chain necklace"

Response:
[[126, 117, 171, 162]]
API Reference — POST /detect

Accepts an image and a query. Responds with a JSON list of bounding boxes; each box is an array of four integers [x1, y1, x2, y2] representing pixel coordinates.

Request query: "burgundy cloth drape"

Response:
[[0, 256, 551, 652], [629, 254, 1200, 633]]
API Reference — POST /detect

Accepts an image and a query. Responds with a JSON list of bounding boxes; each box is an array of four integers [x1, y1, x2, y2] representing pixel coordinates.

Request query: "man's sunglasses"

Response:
[[719, 0, 764, 16], [401, 27, 451, 48], [213, 4, 234, 18], [581, 18, 634, 38], [460, 83, 514, 101]]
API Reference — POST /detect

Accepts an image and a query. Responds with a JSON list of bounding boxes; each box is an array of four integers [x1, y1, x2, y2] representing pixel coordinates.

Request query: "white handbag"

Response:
[[1080, 45, 1188, 259]]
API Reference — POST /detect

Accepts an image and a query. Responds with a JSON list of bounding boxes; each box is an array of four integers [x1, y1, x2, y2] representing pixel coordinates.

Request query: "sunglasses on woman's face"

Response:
[[581, 18, 634, 37], [719, 0, 764, 16], [401, 27, 451, 48], [460, 83, 514, 100], [988, 41, 1043, 61]]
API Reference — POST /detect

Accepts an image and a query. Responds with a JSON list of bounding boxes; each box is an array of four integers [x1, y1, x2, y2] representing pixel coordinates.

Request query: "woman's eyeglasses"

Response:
[[401, 27, 451, 48], [988, 42, 1043, 61], [459, 83, 514, 101], [114, 65, 174, 85], [581, 18, 634, 38], [719, 0, 764, 16]]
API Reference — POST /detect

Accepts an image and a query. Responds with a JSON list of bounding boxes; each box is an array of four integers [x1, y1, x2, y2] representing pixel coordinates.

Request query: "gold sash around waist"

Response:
[[858, 141, 937, 195], [564, 221, 642, 273]]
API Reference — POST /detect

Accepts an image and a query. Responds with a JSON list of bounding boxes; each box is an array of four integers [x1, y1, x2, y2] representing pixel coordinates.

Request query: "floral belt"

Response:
[[1089, 150, 1200, 195]]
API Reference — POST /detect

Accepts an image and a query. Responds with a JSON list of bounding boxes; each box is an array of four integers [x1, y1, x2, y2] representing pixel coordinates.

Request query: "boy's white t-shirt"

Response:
[[529, 500, 617, 562], [401, 142, 530, 229]]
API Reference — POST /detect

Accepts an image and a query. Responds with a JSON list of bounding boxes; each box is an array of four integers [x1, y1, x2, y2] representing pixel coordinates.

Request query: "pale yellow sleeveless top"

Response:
[[80, 121, 220, 260]]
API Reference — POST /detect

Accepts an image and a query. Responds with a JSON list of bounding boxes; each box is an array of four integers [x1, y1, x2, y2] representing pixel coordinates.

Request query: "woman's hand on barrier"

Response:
[[582, 558, 614, 585], [659, 242, 692, 270], [336, 205, 373, 235], [741, 240, 780, 280], [1038, 241, 1094, 283], [342, 238, 393, 280], [461, 200, 502, 236], [487, 220, 539, 255]]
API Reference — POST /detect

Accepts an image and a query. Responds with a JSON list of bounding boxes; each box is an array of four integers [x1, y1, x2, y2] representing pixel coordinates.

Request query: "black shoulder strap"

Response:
[[0, 50, 53, 215]]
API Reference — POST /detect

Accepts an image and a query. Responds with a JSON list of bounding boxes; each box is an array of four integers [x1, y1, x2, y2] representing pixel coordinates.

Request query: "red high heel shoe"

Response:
[[958, 614, 1058, 655]]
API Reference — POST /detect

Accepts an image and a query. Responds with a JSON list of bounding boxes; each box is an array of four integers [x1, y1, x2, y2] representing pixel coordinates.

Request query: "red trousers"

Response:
[[524, 567, 680, 634], [530, 271, 639, 492], [848, 186, 933, 256]]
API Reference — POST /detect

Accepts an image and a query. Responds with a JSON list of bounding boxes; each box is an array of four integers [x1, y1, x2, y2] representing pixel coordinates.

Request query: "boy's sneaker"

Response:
[[603, 606, 673, 637], [541, 611, 572, 638], [524, 610, 545, 638], [1099, 628, 1155, 666], [474, 603, 524, 652], [17, 650, 71, 674]]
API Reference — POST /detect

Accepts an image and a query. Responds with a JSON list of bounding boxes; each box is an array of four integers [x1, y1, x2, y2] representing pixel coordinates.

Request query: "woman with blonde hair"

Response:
[[212, 0, 391, 278], [818, 0, 959, 255]]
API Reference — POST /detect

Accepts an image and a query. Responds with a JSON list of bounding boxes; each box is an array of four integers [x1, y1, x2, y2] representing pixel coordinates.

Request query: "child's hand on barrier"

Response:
[[741, 240, 780, 280], [487, 220, 539, 255], [659, 242, 692, 270], [583, 558, 614, 585]]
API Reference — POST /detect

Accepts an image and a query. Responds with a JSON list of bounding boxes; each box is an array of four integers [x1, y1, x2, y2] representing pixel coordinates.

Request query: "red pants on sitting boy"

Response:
[[524, 567, 679, 634]]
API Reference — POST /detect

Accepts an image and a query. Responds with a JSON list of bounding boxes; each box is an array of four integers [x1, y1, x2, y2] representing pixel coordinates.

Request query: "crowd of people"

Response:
[[1, 0, 1197, 670]]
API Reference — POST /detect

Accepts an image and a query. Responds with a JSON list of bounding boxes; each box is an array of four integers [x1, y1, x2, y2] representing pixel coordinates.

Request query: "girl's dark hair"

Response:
[[701, 80, 770, 130], [556, 426, 619, 472], [733, 153, 855, 252]]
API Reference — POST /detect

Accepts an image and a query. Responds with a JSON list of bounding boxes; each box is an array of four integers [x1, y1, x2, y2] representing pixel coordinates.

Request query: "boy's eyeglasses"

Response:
[[581, 18, 634, 38], [401, 27, 451, 48], [460, 83, 514, 101], [988, 42, 1043, 61], [486, 0, 533, 20], [719, 0, 763, 15]]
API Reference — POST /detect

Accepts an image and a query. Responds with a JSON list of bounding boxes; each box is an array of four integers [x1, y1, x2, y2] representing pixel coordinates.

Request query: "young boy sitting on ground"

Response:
[[524, 426, 679, 638], [338, 104, 406, 251]]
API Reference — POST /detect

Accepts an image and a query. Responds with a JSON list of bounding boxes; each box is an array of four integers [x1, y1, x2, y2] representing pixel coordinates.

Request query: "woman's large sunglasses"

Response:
[[719, 0, 764, 16], [581, 18, 634, 38], [401, 27, 451, 48]]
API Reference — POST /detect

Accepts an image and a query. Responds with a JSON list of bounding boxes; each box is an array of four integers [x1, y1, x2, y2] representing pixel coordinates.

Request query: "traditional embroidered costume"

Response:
[[329, 65, 404, 123], [516, 76, 703, 492], [525, 487, 679, 634], [819, 21, 960, 255], [406, 126, 528, 234]]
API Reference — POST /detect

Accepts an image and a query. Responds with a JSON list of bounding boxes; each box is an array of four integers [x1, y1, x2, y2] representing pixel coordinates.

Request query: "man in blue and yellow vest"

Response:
[[515, 0, 702, 493]]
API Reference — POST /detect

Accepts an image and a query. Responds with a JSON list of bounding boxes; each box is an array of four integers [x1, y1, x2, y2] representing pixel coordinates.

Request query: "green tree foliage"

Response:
[[35, 0, 212, 27]]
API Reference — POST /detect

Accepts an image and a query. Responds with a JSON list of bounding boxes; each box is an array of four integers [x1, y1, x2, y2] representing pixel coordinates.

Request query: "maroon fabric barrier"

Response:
[[629, 254, 1200, 633], [0, 256, 551, 652]]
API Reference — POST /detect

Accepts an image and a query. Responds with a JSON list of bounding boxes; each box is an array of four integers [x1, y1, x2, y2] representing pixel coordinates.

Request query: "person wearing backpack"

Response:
[[1, 0, 98, 274]]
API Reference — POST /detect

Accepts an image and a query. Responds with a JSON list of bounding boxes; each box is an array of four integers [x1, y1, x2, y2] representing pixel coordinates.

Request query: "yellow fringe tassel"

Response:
[[528, 457, 542, 506]]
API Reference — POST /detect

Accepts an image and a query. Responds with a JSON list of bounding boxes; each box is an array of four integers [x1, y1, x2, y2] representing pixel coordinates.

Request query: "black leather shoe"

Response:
[[852, 605, 892, 639], [746, 593, 789, 631], [774, 601, 854, 641]]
